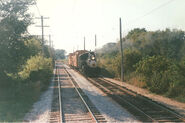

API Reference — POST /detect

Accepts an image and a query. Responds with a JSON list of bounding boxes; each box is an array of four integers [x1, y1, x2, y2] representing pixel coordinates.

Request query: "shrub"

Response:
[[19, 54, 53, 80], [124, 49, 142, 73], [149, 71, 169, 93], [135, 55, 171, 93], [112, 54, 121, 78], [110, 49, 142, 78], [166, 58, 185, 98]]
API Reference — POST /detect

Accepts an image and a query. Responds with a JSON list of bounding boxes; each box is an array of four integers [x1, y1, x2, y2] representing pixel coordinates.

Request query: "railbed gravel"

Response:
[[64, 65, 139, 122], [23, 82, 54, 123], [104, 77, 185, 117]]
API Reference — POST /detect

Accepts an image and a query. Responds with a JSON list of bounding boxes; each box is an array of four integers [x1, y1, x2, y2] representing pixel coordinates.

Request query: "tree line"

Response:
[[0, 0, 54, 121], [97, 28, 185, 102]]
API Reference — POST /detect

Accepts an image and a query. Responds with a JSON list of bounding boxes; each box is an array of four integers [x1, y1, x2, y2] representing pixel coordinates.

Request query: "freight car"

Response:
[[68, 50, 100, 76]]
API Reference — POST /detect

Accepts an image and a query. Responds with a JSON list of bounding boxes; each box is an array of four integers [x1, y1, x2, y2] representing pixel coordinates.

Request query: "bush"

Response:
[[19, 54, 53, 80], [166, 58, 185, 98], [98, 58, 116, 77], [149, 71, 169, 93], [98, 49, 142, 79], [135, 55, 171, 93], [124, 49, 142, 73], [110, 49, 142, 78]]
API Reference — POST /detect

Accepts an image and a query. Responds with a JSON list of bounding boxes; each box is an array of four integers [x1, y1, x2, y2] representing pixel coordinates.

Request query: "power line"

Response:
[[33, 0, 41, 16], [129, 0, 175, 25]]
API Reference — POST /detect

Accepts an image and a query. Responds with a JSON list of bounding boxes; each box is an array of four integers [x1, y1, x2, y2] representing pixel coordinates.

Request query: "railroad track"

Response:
[[49, 62, 62, 123], [86, 77, 185, 122], [50, 62, 106, 123]]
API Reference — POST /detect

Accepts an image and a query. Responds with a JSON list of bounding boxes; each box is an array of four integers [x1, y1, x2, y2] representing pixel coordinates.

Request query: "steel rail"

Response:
[[100, 78, 185, 121], [64, 67, 98, 123], [57, 64, 63, 123], [87, 77, 155, 122]]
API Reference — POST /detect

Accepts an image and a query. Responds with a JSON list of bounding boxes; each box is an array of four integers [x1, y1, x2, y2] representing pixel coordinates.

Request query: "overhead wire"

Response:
[[128, 0, 175, 26], [33, 0, 41, 16], [124, 0, 176, 34]]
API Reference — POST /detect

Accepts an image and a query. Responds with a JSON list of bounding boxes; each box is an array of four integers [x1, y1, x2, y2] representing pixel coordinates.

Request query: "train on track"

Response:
[[68, 50, 100, 76]]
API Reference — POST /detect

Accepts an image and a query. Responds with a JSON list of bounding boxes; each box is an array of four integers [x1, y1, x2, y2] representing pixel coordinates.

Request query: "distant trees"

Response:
[[96, 43, 118, 55], [55, 49, 66, 59]]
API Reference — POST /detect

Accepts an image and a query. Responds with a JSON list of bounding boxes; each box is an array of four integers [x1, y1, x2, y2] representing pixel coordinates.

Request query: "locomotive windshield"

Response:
[[79, 53, 88, 60], [79, 52, 96, 61]]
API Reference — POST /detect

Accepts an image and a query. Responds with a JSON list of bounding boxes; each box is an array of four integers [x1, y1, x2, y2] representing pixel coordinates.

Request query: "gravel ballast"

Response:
[[104, 77, 185, 117], [23, 82, 54, 122], [65, 65, 139, 122], [23, 64, 185, 122]]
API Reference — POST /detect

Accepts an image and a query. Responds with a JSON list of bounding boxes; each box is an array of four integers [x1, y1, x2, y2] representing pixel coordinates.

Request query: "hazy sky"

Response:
[[28, 0, 185, 53]]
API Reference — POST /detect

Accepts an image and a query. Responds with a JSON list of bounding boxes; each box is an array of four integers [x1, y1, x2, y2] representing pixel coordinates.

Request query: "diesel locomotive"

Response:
[[68, 50, 100, 76]]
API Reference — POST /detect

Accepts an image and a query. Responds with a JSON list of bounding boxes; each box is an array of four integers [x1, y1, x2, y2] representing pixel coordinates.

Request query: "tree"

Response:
[[0, 0, 34, 80], [126, 28, 146, 40], [55, 49, 66, 59]]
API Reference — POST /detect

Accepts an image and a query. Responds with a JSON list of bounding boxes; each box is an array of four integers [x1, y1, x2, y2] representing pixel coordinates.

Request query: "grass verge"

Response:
[[0, 79, 51, 121]]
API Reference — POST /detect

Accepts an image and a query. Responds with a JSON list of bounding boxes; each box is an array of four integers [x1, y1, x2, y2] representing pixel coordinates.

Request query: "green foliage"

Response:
[[135, 56, 171, 93], [124, 49, 142, 73], [55, 49, 66, 59], [149, 29, 185, 59], [126, 28, 147, 40], [19, 54, 53, 79], [166, 58, 185, 97], [99, 49, 142, 78], [0, 0, 34, 75], [98, 57, 116, 78], [96, 43, 118, 55], [135, 56, 170, 79], [112, 55, 121, 78], [24, 37, 42, 56], [0, 0, 54, 121], [97, 28, 185, 102]]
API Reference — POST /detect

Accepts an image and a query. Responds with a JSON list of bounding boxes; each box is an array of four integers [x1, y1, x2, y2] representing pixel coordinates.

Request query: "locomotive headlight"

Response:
[[91, 56, 95, 60]]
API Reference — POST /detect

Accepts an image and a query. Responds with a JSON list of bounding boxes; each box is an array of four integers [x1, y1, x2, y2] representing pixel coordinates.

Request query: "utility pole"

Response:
[[94, 34, 97, 52], [49, 35, 51, 47], [41, 16, 44, 45], [49, 34, 52, 58], [84, 37, 86, 50], [95, 34, 97, 47], [51, 39, 54, 48], [120, 18, 124, 82], [51, 39, 55, 61], [36, 16, 49, 54]]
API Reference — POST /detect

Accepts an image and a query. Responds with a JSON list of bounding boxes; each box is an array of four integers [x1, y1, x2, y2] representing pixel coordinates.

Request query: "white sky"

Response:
[[28, 0, 185, 54]]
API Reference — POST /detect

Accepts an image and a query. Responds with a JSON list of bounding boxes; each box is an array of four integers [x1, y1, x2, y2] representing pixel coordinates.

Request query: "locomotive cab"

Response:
[[87, 52, 97, 68], [78, 51, 99, 76]]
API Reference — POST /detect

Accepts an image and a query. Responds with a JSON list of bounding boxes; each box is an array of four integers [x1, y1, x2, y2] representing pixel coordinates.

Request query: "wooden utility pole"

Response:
[[36, 16, 49, 54], [48, 35, 52, 58], [84, 37, 86, 50], [51, 39, 54, 48], [49, 35, 51, 47], [94, 34, 97, 52], [95, 34, 97, 47], [41, 16, 44, 45], [120, 18, 124, 82]]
